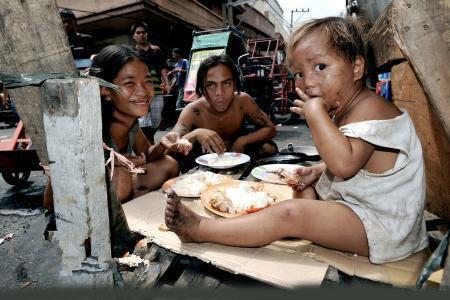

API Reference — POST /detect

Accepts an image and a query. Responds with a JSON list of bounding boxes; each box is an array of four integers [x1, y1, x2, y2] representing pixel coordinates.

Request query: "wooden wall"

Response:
[[367, 0, 450, 221], [391, 62, 450, 220]]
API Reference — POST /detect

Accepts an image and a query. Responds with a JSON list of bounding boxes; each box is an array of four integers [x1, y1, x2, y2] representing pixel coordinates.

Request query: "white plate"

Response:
[[251, 164, 302, 184], [195, 152, 250, 169]]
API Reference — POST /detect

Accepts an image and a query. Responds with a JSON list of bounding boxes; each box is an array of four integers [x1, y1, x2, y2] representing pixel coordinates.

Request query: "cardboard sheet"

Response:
[[123, 190, 329, 288], [123, 189, 430, 288]]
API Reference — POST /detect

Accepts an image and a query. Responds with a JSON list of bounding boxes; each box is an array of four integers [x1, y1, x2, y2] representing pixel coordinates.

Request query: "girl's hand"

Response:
[[161, 132, 193, 155], [121, 153, 146, 168]]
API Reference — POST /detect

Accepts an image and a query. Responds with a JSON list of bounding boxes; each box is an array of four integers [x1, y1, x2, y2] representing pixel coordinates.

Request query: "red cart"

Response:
[[0, 121, 41, 185]]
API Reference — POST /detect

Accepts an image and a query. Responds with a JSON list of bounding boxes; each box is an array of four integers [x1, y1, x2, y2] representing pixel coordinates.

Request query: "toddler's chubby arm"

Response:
[[291, 88, 375, 178]]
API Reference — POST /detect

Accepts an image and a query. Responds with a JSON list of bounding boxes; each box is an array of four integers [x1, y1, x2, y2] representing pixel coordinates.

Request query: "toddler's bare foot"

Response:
[[165, 190, 202, 242]]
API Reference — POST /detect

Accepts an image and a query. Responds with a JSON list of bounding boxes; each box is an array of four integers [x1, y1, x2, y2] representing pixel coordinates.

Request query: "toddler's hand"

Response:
[[290, 88, 310, 118], [292, 166, 320, 191]]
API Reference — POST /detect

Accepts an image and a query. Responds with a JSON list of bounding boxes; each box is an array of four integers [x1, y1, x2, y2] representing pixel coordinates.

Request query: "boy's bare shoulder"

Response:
[[235, 92, 256, 107], [351, 92, 401, 123], [182, 98, 209, 117]]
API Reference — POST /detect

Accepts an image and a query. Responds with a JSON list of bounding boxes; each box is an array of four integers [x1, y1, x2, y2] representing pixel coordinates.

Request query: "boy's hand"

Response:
[[195, 129, 226, 155]]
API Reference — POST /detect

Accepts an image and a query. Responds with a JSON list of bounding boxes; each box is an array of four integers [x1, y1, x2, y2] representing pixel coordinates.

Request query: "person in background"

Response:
[[169, 48, 189, 110], [130, 21, 169, 143], [59, 8, 97, 68]]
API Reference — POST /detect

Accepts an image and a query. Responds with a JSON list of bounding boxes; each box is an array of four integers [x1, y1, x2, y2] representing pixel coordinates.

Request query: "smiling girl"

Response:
[[44, 45, 189, 209]]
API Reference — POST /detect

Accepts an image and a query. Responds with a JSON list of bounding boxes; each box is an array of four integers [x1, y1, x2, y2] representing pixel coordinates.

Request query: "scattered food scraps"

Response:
[[117, 254, 149, 268], [0, 233, 14, 245]]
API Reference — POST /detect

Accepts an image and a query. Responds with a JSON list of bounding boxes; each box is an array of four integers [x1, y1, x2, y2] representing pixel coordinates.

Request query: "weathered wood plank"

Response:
[[128, 243, 181, 288], [392, 0, 450, 140], [0, 0, 74, 164], [174, 259, 222, 289], [366, 2, 405, 69], [42, 78, 112, 286], [391, 62, 450, 222], [442, 242, 450, 289]]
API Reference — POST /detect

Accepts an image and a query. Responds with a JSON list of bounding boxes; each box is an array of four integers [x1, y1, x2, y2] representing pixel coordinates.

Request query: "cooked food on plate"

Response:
[[205, 153, 243, 167], [169, 171, 231, 197], [208, 182, 277, 214], [272, 168, 300, 188]]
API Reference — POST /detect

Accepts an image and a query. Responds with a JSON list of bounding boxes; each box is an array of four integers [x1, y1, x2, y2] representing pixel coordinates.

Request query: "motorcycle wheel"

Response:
[[1, 170, 31, 186], [269, 99, 294, 125]]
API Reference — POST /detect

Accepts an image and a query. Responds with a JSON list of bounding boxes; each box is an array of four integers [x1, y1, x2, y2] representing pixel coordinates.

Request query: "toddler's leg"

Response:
[[165, 194, 368, 256]]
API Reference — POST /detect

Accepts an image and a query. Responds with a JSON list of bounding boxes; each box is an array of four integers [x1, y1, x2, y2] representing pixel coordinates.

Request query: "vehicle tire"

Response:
[[1, 170, 30, 186], [269, 99, 295, 125]]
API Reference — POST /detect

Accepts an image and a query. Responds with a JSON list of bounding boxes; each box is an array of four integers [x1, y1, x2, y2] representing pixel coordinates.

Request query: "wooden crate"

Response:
[[391, 62, 450, 221]]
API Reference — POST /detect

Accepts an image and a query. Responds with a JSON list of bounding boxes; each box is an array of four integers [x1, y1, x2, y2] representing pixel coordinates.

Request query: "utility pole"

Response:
[[290, 8, 310, 32]]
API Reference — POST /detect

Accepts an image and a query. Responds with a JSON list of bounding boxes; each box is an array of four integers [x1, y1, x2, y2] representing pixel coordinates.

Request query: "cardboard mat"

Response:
[[123, 189, 430, 288]]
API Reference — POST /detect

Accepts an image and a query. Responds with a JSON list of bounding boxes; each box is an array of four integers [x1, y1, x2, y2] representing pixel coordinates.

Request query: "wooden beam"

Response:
[[392, 0, 450, 140], [42, 78, 113, 286], [0, 0, 74, 164], [442, 241, 450, 289], [366, 2, 404, 69]]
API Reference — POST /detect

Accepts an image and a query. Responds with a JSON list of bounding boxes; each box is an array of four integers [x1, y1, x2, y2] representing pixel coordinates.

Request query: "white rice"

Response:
[[207, 154, 241, 167], [172, 171, 227, 196], [225, 183, 275, 213]]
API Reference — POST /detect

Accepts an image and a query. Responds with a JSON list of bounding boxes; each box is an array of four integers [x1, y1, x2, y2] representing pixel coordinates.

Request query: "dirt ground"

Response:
[[0, 171, 61, 289]]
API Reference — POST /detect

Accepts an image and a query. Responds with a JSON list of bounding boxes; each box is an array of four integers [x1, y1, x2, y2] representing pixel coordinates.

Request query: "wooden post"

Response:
[[392, 0, 450, 140], [42, 78, 113, 286], [0, 0, 74, 164], [442, 242, 450, 289]]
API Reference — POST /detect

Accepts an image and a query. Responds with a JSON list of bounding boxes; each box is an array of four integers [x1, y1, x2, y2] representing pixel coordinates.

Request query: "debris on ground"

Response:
[[0, 233, 14, 245], [117, 254, 149, 268]]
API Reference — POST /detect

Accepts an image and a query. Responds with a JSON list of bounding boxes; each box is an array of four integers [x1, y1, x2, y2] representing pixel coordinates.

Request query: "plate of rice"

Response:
[[201, 180, 291, 218], [162, 171, 232, 197], [195, 152, 250, 169]]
